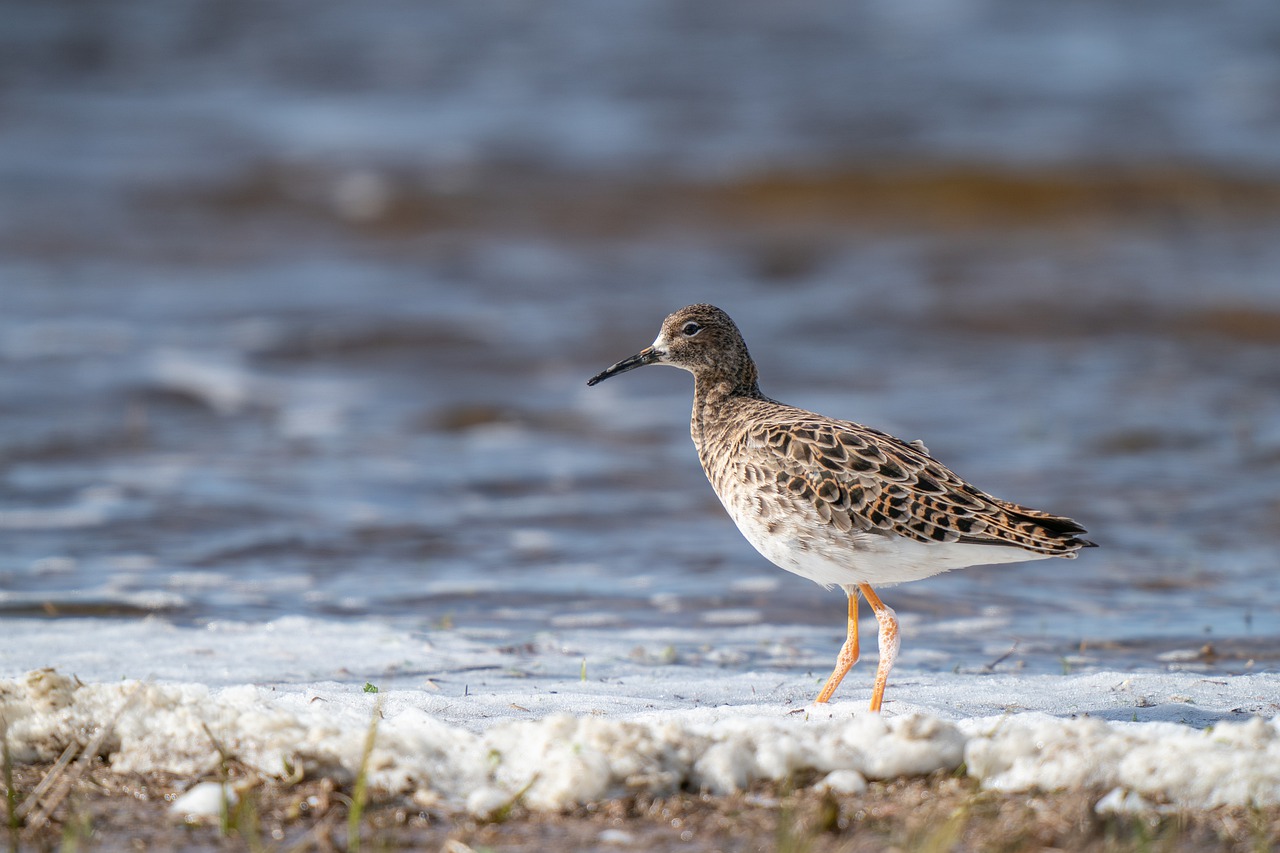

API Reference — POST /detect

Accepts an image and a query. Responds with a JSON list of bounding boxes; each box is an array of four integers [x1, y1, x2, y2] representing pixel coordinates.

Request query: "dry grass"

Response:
[[3, 757, 1279, 853]]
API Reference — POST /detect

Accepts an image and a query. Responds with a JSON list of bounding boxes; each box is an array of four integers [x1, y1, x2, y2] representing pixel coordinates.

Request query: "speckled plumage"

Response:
[[588, 304, 1094, 711]]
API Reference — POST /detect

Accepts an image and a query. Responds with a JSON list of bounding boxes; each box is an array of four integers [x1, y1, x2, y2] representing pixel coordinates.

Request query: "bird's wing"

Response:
[[741, 412, 1091, 556]]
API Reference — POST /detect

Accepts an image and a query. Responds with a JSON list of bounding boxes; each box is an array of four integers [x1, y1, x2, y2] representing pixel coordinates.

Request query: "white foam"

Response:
[[170, 781, 237, 822], [1, 617, 1277, 815], [964, 712, 1280, 808]]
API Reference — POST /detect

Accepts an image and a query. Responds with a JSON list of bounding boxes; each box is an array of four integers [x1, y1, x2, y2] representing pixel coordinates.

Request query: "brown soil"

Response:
[[6, 761, 1280, 852], [187, 163, 1280, 240]]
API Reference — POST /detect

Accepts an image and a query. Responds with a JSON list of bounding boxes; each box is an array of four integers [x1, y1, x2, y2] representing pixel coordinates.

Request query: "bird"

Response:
[[587, 303, 1094, 712]]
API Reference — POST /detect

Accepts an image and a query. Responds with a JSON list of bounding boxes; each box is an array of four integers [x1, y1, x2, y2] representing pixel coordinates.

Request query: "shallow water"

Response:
[[2, 0, 1279, 681]]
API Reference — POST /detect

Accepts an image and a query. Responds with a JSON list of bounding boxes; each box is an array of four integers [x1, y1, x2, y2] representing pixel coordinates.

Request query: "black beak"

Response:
[[587, 346, 661, 386]]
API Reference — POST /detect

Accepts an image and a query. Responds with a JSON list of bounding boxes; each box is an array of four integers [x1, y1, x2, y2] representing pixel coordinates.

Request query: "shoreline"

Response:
[[4, 618, 1278, 848]]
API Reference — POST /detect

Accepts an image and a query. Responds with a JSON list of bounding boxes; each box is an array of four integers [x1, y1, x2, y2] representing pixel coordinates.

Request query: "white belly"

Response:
[[722, 494, 1052, 589]]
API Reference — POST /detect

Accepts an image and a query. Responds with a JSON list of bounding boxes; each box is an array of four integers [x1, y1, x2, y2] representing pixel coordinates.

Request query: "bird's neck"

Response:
[[690, 368, 765, 451]]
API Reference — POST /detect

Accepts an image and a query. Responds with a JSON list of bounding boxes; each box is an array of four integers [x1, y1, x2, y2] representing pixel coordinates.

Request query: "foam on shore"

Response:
[[1, 617, 1276, 816]]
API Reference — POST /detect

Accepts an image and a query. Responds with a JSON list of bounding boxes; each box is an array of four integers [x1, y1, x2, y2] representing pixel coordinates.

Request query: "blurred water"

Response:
[[1, 0, 1279, 678]]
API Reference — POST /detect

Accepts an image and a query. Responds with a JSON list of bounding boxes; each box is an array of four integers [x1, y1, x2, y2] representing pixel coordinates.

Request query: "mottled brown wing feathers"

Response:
[[746, 415, 1093, 556]]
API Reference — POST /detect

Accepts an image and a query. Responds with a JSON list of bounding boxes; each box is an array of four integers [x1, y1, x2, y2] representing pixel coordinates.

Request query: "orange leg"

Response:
[[858, 584, 899, 713], [814, 587, 860, 704]]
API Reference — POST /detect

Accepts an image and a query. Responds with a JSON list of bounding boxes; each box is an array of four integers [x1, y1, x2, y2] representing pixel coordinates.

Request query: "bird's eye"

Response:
[[681, 321, 703, 337]]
